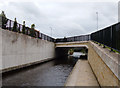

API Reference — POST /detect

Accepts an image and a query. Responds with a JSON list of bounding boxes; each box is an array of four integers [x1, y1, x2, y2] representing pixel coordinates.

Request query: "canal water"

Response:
[[2, 52, 83, 87]]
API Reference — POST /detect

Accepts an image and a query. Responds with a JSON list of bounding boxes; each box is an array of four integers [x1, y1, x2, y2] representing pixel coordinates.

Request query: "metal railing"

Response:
[[55, 22, 120, 53], [91, 22, 120, 53], [55, 35, 91, 43], [0, 16, 55, 42], [0, 15, 120, 53]]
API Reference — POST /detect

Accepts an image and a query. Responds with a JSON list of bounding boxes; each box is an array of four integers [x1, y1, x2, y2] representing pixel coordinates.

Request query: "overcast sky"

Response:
[[0, 0, 119, 38]]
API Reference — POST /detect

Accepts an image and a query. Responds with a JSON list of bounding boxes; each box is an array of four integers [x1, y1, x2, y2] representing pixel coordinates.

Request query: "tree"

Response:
[[22, 21, 26, 34], [30, 24, 36, 37], [31, 24, 35, 29], [0, 11, 8, 29], [12, 18, 18, 32], [0, 11, 6, 17], [68, 49, 74, 55]]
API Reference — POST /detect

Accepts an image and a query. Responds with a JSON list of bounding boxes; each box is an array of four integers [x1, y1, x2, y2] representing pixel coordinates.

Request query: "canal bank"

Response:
[[2, 51, 100, 87], [2, 57, 77, 87], [65, 60, 100, 87]]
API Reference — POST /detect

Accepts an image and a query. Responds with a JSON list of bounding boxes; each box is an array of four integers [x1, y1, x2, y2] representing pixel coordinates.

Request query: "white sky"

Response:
[[0, 0, 119, 38]]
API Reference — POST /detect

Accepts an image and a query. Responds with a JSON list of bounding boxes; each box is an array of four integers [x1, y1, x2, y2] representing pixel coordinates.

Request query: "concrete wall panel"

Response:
[[0, 28, 55, 72]]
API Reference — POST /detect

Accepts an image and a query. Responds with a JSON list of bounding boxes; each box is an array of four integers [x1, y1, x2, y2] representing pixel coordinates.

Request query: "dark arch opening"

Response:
[[55, 47, 88, 60]]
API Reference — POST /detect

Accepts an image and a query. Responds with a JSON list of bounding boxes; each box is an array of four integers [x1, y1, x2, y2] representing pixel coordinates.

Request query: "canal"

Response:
[[2, 53, 82, 87]]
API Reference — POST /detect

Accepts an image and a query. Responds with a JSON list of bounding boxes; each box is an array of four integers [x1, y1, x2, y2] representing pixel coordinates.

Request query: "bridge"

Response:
[[56, 41, 120, 86], [0, 15, 120, 87]]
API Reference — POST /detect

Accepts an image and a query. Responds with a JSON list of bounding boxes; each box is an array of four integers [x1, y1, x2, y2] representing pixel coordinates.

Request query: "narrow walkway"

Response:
[[65, 60, 100, 87]]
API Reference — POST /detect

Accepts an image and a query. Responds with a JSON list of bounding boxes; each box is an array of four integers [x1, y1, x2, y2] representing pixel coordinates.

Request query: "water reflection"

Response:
[[2, 56, 78, 86], [68, 52, 84, 59]]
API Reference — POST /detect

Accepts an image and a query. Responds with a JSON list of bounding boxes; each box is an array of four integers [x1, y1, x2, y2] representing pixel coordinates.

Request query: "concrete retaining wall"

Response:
[[88, 41, 120, 87], [0, 28, 55, 72]]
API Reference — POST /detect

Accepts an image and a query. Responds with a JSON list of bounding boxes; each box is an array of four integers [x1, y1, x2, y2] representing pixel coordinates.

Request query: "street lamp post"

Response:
[[96, 12, 98, 31], [50, 27, 52, 37]]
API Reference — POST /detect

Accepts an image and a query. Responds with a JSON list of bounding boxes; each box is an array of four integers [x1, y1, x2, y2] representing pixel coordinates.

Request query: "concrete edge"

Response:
[[55, 41, 89, 44], [1, 58, 54, 73], [64, 60, 79, 86], [88, 60, 101, 87], [64, 60, 100, 87]]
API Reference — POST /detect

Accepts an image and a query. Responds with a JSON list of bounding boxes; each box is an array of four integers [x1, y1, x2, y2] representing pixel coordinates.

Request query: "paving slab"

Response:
[[65, 60, 100, 87]]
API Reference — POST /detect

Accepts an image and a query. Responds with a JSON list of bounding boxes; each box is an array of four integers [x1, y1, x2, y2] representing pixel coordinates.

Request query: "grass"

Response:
[[93, 41, 120, 54]]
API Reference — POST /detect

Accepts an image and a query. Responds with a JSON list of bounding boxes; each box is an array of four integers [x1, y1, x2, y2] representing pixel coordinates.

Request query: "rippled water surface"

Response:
[[2, 57, 77, 86]]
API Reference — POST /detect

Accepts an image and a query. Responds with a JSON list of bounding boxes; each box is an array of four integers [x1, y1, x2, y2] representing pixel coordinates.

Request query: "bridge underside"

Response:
[[55, 41, 89, 59], [55, 47, 87, 59]]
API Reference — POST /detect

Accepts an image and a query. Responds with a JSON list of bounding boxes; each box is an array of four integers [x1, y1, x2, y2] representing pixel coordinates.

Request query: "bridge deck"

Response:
[[65, 60, 100, 87]]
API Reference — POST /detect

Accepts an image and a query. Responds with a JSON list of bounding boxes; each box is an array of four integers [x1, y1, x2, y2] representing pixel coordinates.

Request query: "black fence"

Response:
[[91, 22, 120, 53], [0, 16, 55, 42], [55, 35, 90, 43], [0, 16, 120, 53]]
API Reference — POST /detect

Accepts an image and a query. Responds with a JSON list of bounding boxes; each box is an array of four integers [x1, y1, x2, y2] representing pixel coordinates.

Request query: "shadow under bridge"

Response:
[[55, 44, 88, 59]]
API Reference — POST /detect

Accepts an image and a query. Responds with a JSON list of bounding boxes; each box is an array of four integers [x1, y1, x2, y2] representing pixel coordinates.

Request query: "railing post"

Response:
[[18, 24, 20, 33], [46, 36, 48, 41], [9, 20, 11, 31], [38, 31, 39, 39], [99, 31, 101, 46], [103, 30, 106, 48], [110, 26, 113, 52]]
